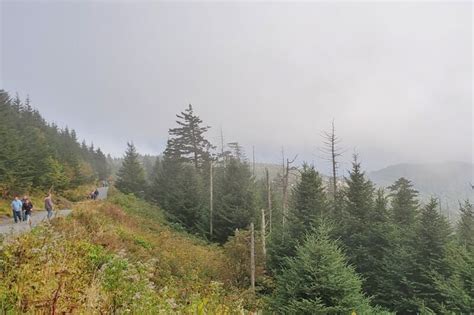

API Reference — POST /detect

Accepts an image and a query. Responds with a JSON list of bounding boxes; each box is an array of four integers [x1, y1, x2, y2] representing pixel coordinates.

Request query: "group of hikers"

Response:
[[9, 188, 100, 226], [10, 193, 54, 226], [89, 188, 100, 200]]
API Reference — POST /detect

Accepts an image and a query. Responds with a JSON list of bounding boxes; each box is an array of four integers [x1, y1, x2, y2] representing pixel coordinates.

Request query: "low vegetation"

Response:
[[0, 191, 259, 313]]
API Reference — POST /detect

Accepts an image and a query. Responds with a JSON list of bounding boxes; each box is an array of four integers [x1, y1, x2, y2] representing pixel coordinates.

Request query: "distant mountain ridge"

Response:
[[368, 161, 473, 217], [254, 160, 473, 217]]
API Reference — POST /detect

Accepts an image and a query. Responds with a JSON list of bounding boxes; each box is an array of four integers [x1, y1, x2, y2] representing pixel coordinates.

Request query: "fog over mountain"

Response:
[[368, 161, 474, 217], [1, 1, 472, 171]]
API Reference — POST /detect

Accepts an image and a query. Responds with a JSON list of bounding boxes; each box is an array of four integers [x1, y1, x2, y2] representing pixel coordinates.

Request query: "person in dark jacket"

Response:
[[22, 197, 34, 227], [21, 195, 28, 221], [94, 189, 99, 200]]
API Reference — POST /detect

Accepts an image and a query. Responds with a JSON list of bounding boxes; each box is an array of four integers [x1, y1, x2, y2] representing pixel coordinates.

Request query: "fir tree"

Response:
[[382, 177, 421, 313], [151, 151, 205, 232], [457, 200, 474, 250], [165, 104, 214, 169], [337, 156, 399, 311], [267, 163, 328, 269], [339, 156, 375, 275], [93, 148, 110, 180], [116, 142, 147, 196], [289, 163, 328, 238], [213, 154, 256, 243], [269, 223, 375, 314], [364, 188, 397, 309], [389, 177, 419, 228], [409, 198, 452, 313], [433, 242, 474, 313]]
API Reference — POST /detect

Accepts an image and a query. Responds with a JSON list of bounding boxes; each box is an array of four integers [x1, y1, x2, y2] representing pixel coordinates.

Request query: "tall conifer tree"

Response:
[[213, 152, 256, 243], [409, 198, 452, 313], [389, 177, 419, 228], [165, 104, 214, 169], [116, 142, 147, 196], [457, 200, 474, 250]]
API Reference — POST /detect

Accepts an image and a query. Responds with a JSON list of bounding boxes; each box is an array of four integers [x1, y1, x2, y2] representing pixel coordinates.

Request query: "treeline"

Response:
[[116, 105, 268, 243], [115, 105, 474, 313], [0, 90, 110, 196], [268, 161, 474, 313]]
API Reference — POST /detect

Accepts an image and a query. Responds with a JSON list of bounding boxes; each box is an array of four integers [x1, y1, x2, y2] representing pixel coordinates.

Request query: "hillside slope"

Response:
[[0, 191, 255, 313]]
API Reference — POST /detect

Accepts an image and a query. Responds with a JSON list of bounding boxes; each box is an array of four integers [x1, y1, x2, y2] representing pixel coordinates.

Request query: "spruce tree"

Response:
[[269, 223, 375, 314], [151, 139, 206, 232], [382, 177, 421, 313], [93, 148, 110, 181], [364, 188, 397, 309], [289, 163, 328, 237], [409, 198, 452, 313], [165, 104, 214, 169], [153, 156, 204, 231], [213, 154, 256, 243], [116, 142, 147, 196], [457, 200, 474, 250], [339, 156, 375, 276], [337, 156, 400, 311], [433, 242, 474, 313], [389, 177, 419, 228], [267, 163, 328, 269]]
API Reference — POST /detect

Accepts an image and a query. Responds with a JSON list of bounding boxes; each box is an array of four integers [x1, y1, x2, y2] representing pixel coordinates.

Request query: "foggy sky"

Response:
[[1, 1, 472, 172]]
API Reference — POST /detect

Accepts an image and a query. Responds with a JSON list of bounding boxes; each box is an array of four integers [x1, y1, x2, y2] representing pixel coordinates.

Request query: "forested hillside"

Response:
[[1, 97, 473, 313], [0, 90, 110, 196], [112, 104, 474, 314]]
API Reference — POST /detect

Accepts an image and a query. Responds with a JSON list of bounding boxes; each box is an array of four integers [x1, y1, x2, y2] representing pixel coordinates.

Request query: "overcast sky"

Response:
[[1, 1, 472, 172]]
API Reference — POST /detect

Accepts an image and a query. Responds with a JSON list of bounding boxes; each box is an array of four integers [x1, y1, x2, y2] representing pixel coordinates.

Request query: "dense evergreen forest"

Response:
[[0, 90, 110, 196], [115, 104, 474, 314], [1, 94, 472, 313]]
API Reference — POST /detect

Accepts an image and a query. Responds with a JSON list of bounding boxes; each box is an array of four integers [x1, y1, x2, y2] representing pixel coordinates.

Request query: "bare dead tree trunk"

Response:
[[220, 127, 226, 166], [265, 168, 272, 233], [282, 171, 288, 227], [282, 155, 298, 227], [322, 120, 343, 213], [281, 148, 287, 227], [330, 121, 337, 198], [209, 161, 213, 236], [250, 222, 255, 293], [261, 208, 266, 259], [220, 127, 225, 157], [252, 146, 256, 176]]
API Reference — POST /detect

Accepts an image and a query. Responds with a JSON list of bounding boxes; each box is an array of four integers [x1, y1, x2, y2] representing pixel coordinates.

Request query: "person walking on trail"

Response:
[[21, 195, 29, 221], [11, 196, 23, 223], [44, 193, 54, 220], [22, 197, 34, 227]]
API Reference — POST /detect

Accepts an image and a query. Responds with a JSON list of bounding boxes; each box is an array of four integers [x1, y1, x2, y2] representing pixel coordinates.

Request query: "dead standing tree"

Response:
[[265, 168, 272, 233], [321, 120, 343, 214], [209, 160, 214, 236], [281, 149, 298, 227], [250, 222, 255, 293]]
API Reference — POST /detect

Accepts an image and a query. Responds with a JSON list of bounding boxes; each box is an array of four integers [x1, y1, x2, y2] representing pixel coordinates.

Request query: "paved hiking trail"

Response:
[[0, 187, 108, 237]]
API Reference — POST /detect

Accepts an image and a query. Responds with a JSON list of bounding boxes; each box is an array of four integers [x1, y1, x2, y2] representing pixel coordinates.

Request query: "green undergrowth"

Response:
[[0, 191, 259, 313]]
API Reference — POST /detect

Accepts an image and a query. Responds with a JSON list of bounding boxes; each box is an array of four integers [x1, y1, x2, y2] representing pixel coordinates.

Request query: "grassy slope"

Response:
[[0, 190, 253, 313]]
